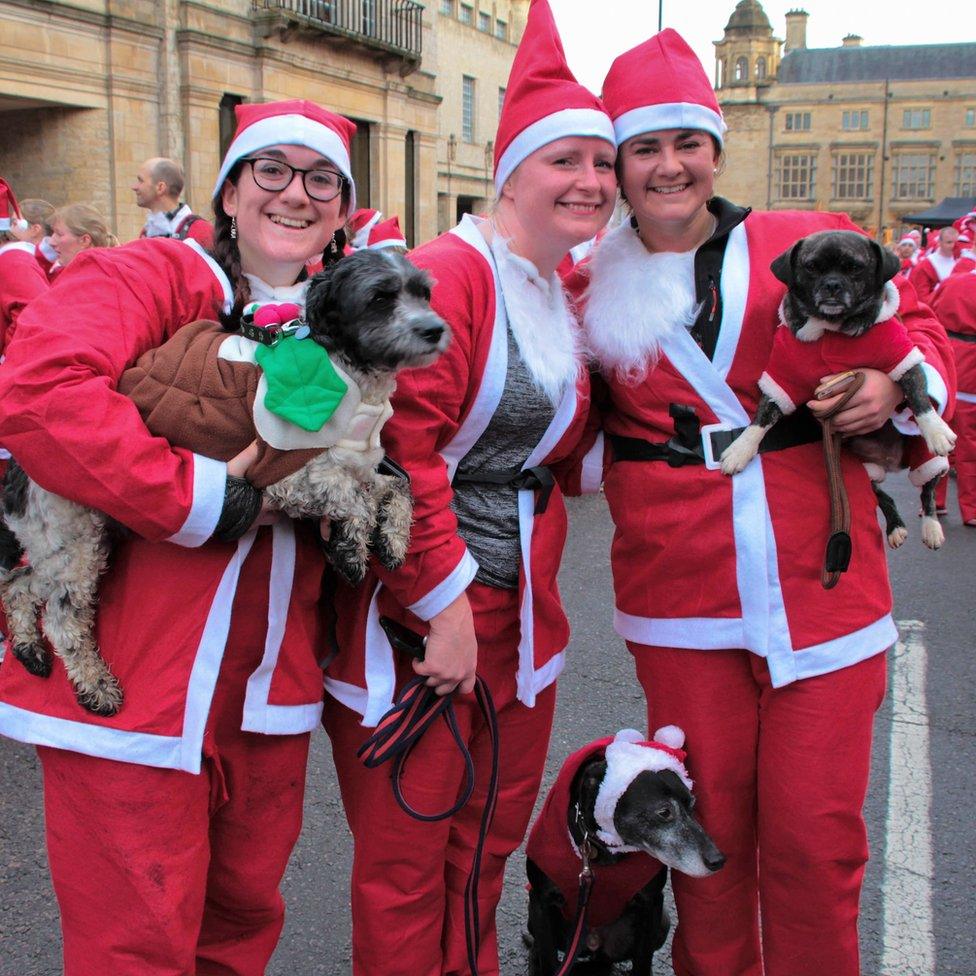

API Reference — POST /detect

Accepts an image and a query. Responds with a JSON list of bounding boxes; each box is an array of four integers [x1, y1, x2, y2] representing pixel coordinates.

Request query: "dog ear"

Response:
[[770, 240, 802, 286], [304, 265, 339, 326], [869, 238, 902, 288]]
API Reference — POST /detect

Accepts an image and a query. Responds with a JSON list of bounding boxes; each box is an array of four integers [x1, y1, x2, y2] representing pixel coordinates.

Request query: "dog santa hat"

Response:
[[0, 178, 28, 234], [213, 100, 357, 211], [492, 0, 615, 195], [594, 726, 693, 851], [366, 215, 407, 250], [601, 28, 727, 149]]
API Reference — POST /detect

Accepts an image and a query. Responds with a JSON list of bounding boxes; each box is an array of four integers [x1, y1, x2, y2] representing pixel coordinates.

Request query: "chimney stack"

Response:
[[842, 34, 863, 47], [784, 9, 809, 53]]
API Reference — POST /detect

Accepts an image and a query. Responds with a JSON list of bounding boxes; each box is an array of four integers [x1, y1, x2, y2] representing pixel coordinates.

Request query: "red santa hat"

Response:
[[493, 0, 615, 194], [347, 208, 383, 250], [593, 726, 693, 852], [0, 178, 28, 234], [366, 216, 407, 250], [213, 100, 357, 210], [907, 229, 922, 242], [898, 235, 917, 249], [601, 28, 727, 149]]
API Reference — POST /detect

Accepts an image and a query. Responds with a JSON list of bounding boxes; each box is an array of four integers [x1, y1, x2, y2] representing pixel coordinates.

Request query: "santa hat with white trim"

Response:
[[347, 208, 383, 250], [0, 178, 28, 234], [367, 216, 407, 250], [492, 0, 615, 195], [593, 726, 693, 852], [602, 28, 727, 150], [898, 236, 917, 249], [213, 100, 357, 211]]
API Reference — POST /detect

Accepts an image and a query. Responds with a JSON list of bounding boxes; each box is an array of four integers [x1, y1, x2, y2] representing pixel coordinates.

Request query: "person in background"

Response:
[[363, 214, 408, 253], [48, 202, 118, 278], [133, 156, 215, 248], [323, 3, 617, 973], [910, 225, 974, 303], [0, 179, 49, 352], [577, 29, 954, 976], [9, 197, 58, 275], [894, 235, 918, 279], [0, 99, 355, 976]]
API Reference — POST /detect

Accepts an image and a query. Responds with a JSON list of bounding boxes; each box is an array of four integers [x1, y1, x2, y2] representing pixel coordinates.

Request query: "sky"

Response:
[[548, 0, 970, 94]]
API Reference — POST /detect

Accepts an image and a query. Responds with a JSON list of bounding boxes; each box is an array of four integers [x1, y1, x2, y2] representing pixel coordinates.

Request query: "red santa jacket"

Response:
[[139, 204, 215, 249], [931, 270, 976, 402], [579, 208, 955, 688], [0, 241, 48, 353], [324, 215, 597, 725], [525, 737, 664, 929], [0, 238, 328, 771], [909, 253, 976, 304]]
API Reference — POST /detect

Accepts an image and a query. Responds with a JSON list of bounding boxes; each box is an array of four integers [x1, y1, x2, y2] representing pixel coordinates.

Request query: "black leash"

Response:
[[358, 672, 500, 974]]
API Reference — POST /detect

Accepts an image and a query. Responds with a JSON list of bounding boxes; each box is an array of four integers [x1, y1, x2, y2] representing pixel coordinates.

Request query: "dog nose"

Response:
[[418, 324, 445, 344], [705, 850, 726, 872]]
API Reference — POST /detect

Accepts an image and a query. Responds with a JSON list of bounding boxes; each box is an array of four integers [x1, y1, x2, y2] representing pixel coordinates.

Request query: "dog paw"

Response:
[[719, 441, 755, 475], [76, 673, 124, 717], [12, 642, 51, 678], [887, 526, 909, 549], [916, 412, 957, 457], [920, 517, 944, 550]]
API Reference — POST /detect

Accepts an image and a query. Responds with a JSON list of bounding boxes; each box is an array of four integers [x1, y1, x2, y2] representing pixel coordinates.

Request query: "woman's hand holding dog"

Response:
[[416, 593, 478, 696], [227, 441, 279, 527], [808, 369, 903, 435]]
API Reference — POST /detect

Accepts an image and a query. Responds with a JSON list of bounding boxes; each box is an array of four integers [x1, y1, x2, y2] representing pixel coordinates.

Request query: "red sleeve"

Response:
[[896, 277, 956, 418], [186, 217, 215, 250], [371, 241, 490, 615], [0, 239, 229, 543], [908, 260, 936, 304], [0, 248, 48, 350]]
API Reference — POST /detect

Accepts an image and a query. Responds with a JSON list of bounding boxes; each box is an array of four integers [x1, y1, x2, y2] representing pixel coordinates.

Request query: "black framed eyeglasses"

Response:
[[242, 156, 346, 202]]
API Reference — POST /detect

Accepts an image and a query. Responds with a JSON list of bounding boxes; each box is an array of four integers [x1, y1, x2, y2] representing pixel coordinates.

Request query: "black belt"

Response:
[[452, 464, 555, 514], [609, 404, 823, 468], [947, 330, 976, 344]]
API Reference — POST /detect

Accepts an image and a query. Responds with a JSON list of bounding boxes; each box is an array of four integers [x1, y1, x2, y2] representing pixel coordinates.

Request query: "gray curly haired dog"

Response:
[[0, 249, 449, 716]]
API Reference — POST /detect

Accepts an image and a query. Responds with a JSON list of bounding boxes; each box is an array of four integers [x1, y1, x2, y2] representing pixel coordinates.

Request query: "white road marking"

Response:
[[881, 620, 935, 976]]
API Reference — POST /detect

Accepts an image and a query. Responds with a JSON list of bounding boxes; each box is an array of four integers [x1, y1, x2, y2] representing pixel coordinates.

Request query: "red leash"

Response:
[[358, 673, 500, 974]]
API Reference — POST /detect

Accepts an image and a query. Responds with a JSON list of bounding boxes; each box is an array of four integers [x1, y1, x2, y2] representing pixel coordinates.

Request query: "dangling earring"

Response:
[[328, 235, 339, 257], [230, 216, 237, 240]]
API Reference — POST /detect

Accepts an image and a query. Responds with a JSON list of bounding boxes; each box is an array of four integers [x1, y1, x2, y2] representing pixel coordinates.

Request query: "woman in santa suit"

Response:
[[577, 31, 954, 976], [0, 99, 355, 976], [322, 3, 616, 973], [0, 178, 48, 354]]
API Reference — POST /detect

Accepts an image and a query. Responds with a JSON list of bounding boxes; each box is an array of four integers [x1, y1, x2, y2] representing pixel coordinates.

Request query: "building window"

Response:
[[966, 108, 976, 127], [439, 0, 453, 14], [955, 152, 976, 196], [716, 59, 725, 89], [498, 86, 506, 118], [832, 152, 874, 199], [902, 108, 931, 130], [777, 153, 817, 200], [458, 2, 473, 24], [495, 17, 507, 40], [734, 57, 748, 82], [842, 110, 869, 131], [462, 75, 476, 142], [478, 10, 490, 31], [892, 154, 935, 199], [784, 111, 811, 132], [219, 93, 245, 160], [756, 57, 767, 80]]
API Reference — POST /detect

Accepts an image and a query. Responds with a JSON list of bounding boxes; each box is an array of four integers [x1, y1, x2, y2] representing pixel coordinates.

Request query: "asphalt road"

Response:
[[1, 473, 974, 975]]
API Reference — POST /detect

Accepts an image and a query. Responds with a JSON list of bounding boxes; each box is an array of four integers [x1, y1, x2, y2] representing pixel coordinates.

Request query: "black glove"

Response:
[[213, 475, 263, 542]]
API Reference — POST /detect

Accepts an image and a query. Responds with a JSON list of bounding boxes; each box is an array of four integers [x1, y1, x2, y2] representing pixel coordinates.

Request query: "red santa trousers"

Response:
[[38, 530, 312, 976], [631, 645, 886, 976], [935, 401, 976, 522], [324, 582, 557, 976]]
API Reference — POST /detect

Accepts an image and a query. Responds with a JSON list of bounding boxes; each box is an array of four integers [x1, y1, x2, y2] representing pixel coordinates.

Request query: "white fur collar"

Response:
[[583, 221, 700, 383], [244, 273, 310, 307], [790, 279, 901, 342]]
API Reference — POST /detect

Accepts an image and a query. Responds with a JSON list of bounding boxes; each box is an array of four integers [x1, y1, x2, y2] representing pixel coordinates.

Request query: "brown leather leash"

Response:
[[815, 370, 865, 589]]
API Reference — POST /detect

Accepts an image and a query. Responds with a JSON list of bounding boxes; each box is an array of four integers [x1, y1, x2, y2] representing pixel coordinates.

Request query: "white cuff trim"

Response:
[[407, 548, 479, 621], [758, 372, 797, 414], [166, 453, 227, 548], [909, 454, 949, 487], [887, 347, 925, 382]]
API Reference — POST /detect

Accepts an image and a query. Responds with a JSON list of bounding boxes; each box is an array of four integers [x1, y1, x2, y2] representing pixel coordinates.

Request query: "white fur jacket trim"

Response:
[[583, 221, 700, 382], [790, 280, 901, 343], [593, 727, 693, 852]]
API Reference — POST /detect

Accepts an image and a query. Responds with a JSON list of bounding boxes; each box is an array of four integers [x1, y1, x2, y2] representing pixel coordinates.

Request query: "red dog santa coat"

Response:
[[526, 728, 691, 928]]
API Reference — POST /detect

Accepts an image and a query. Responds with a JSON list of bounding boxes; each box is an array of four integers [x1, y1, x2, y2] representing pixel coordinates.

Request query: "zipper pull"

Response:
[[708, 276, 719, 322]]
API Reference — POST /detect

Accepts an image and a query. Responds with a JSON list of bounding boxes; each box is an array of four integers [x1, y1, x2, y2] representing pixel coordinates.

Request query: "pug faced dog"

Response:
[[524, 728, 725, 976], [719, 229, 956, 548], [0, 248, 449, 717]]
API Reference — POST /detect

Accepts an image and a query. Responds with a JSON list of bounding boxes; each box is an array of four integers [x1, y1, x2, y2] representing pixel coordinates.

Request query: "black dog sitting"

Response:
[[525, 728, 725, 976], [719, 229, 956, 549]]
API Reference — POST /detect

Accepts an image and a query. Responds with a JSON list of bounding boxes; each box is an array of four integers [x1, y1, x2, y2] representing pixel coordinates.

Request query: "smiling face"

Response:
[[499, 135, 617, 275], [49, 218, 91, 266], [619, 129, 720, 250], [220, 144, 349, 286]]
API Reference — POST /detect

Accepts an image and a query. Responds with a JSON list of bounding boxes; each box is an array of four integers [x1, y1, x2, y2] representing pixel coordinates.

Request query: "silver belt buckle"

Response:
[[700, 422, 734, 471]]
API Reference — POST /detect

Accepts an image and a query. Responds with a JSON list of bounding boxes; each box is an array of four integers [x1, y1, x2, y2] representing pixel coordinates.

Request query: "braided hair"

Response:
[[209, 160, 350, 331]]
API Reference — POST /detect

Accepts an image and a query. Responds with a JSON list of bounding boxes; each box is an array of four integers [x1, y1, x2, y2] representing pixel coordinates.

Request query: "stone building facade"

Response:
[[713, 1, 976, 238], [0, 0, 519, 245]]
